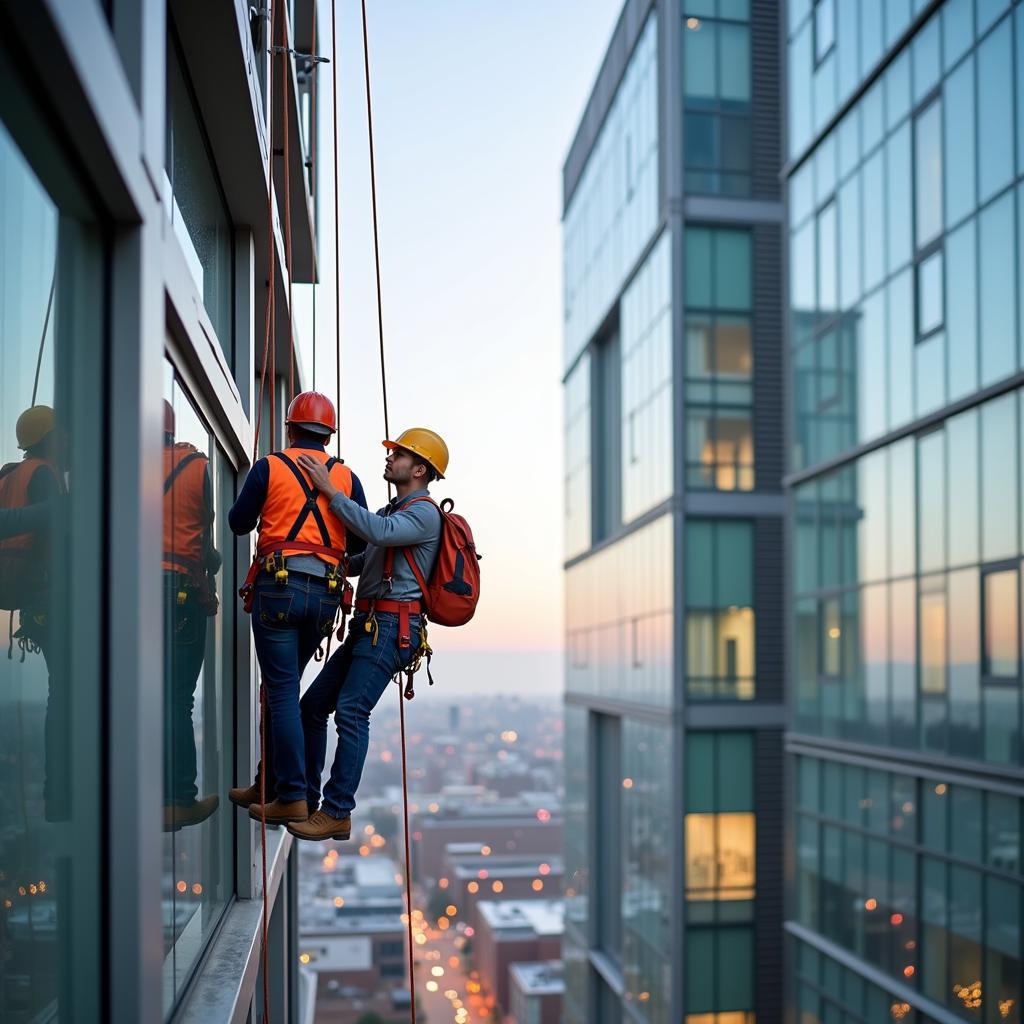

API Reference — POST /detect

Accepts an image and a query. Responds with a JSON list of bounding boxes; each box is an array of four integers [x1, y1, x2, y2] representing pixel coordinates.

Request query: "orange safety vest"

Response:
[[257, 448, 352, 567], [163, 443, 210, 576], [0, 457, 60, 554]]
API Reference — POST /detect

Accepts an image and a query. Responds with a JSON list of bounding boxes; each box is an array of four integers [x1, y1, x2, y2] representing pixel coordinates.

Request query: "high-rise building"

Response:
[[561, 1, 785, 1021], [0, 2, 326, 1021], [784, 2, 1024, 1023]]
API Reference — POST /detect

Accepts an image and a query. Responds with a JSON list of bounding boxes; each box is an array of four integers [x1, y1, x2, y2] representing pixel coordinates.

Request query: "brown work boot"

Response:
[[248, 798, 308, 824], [164, 795, 220, 832], [228, 780, 266, 809], [287, 809, 351, 841]]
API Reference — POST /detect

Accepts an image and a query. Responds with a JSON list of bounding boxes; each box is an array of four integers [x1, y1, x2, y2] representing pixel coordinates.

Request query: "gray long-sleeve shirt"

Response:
[[328, 488, 441, 603]]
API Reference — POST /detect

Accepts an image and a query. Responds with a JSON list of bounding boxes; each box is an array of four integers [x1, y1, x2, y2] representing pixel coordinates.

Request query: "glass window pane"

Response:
[[717, 521, 753, 606], [687, 228, 714, 307], [945, 217, 978, 402], [0, 81, 104, 1023], [889, 439, 916, 577], [948, 568, 981, 759], [977, 0, 1011, 37], [166, 34, 234, 362], [918, 430, 946, 574], [887, 123, 913, 273], [715, 316, 752, 378], [685, 930, 715, 1012], [818, 202, 838, 313], [687, 314, 715, 378], [922, 781, 949, 851], [943, 0, 975, 71], [838, 173, 861, 309], [983, 569, 1018, 678], [685, 20, 717, 99], [720, 24, 751, 103], [885, 51, 912, 131], [986, 793, 1021, 873], [977, 18, 1014, 204], [715, 230, 752, 310], [943, 57, 976, 229], [863, 150, 886, 291], [717, 733, 753, 810], [860, 0, 884, 75], [981, 394, 1018, 561], [918, 249, 944, 335], [815, 0, 836, 61], [914, 100, 943, 248], [888, 270, 914, 429], [946, 411, 979, 569], [912, 14, 941, 102], [686, 733, 715, 811], [979, 192, 1016, 387], [950, 786, 983, 861], [687, 519, 715, 605], [717, 928, 754, 1010], [985, 877, 1022, 1021], [890, 580, 918, 743], [163, 367, 232, 1008], [920, 586, 947, 696], [856, 450, 887, 583]]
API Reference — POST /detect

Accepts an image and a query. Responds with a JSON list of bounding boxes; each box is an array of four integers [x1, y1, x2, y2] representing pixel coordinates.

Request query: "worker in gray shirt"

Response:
[[290, 428, 448, 841]]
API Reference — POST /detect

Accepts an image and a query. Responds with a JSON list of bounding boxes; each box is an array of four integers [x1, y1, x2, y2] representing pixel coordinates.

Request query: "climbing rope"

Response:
[[359, 3, 418, 1019]]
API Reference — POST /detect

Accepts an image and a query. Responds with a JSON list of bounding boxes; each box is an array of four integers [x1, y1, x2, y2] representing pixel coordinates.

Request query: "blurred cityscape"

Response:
[[297, 694, 566, 1024]]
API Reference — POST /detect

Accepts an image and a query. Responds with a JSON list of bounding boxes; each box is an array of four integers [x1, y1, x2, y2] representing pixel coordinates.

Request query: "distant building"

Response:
[[411, 797, 563, 883], [508, 961, 564, 1024], [471, 899, 564, 1016], [298, 854, 409, 1024], [440, 847, 564, 915]]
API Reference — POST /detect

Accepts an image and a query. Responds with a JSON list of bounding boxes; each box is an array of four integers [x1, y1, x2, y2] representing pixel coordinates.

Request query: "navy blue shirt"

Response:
[[229, 439, 369, 564]]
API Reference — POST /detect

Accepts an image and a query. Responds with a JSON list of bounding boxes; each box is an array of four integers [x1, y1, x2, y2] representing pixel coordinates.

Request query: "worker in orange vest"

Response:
[[227, 391, 368, 825], [162, 400, 221, 831], [0, 405, 67, 819]]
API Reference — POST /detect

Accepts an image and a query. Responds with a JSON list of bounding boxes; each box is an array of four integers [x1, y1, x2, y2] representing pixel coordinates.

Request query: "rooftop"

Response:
[[475, 899, 564, 938], [509, 960, 565, 996]]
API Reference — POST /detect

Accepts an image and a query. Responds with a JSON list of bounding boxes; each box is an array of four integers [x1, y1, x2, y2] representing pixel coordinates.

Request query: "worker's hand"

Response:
[[296, 454, 339, 500]]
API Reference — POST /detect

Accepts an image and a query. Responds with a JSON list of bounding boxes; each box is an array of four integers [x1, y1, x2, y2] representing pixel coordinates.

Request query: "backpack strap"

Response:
[[163, 450, 205, 494], [381, 496, 438, 598], [270, 451, 340, 547]]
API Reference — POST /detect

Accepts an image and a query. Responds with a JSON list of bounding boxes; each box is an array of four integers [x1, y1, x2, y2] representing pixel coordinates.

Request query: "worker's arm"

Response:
[[345, 472, 369, 558], [228, 457, 269, 534], [0, 502, 52, 539], [297, 453, 439, 546], [346, 552, 365, 576]]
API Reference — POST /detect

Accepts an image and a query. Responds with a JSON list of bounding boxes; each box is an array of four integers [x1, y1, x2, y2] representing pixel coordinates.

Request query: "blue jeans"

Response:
[[251, 573, 340, 801], [300, 612, 417, 817]]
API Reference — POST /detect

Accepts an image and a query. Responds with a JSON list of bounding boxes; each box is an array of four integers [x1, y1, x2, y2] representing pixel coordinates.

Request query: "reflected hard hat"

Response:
[[16, 405, 56, 450], [285, 391, 337, 436], [383, 428, 449, 479], [164, 399, 175, 436]]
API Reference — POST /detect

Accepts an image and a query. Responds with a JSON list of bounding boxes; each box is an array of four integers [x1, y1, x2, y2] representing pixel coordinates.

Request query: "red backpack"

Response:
[[387, 497, 480, 626]]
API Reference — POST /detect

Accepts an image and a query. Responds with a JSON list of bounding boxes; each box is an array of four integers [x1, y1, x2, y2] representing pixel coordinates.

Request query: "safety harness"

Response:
[[238, 451, 351, 614]]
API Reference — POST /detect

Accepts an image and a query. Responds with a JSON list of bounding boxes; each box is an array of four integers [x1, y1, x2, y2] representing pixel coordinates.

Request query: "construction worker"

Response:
[[0, 405, 67, 819], [162, 400, 221, 831], [289, 427, 447, 842], [228, 391, 368, 825]]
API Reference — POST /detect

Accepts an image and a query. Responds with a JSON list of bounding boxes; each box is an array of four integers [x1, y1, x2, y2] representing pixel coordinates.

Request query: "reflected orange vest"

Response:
[[163, 443, 209, 575], [0, 458, 60, 554], [257, 448, 352, 566]]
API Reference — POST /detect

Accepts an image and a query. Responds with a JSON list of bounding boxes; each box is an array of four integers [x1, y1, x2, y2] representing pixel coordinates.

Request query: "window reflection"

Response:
[[0, 92, 103, 1021], [162, 362, 233, 1011], [982, 569, 1017, 679]]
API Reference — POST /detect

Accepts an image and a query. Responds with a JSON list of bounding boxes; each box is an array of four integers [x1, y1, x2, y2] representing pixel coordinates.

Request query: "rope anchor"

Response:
[[271, 45, 330, 65]]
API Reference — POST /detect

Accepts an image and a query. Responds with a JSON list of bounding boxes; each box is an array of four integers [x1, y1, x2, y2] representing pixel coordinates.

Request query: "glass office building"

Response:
[[562, 1, 785, 1020], [786, 1, 1024, 1022], [0, 2, 324, 1020]]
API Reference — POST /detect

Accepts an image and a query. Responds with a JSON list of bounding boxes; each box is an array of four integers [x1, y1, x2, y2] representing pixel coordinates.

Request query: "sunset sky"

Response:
[[294, 0, 624, 694]]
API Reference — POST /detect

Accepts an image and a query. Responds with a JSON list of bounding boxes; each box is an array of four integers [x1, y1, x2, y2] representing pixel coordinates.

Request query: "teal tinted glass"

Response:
[[686, 732, 715, 811], [687, 228, 714, 307], [981, 394, 1018, 561], [714, 230, 752, 309], [717, 733, 753, 810], [977, 19, 1014, 204], [686, 519, 715, 605], [717, 520, 753, 606], [943, 57, 976, 229]]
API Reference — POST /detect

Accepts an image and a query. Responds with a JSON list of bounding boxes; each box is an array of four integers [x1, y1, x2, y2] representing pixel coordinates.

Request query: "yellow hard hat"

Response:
[[383, 427, 449, 479], [16, 405, 56, 450]]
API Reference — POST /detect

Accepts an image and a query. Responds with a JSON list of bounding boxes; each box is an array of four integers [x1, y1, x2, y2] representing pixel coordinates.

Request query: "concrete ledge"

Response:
[[175, 831, 293, 1024]]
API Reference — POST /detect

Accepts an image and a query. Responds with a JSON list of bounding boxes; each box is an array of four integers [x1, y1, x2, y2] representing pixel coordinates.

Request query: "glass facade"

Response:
[[788, 4, 1024, 1024], [161, 364, 235, 1012], [683, 1, 753, 196], [565, 515, 674, 707], [622, 231, 674, 523], [165, 28, 234, 361], [0, 72, 105, 1024], [685, 733, 756, 1021], [564, 353, 592, 560], [685, 226, 755, 491], [563, 13, 658, 366]]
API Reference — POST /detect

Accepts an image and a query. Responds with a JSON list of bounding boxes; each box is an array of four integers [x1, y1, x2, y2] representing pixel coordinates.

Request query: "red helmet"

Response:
[[285, 391, 337, 436]]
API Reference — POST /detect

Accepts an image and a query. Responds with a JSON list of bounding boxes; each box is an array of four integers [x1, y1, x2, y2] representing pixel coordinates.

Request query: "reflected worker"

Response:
[[290, 428, 446, 842], [163, 400, 221, 830], [228, 392, 367, 825], [0, 405, 67, 819]]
